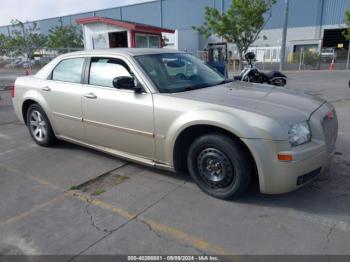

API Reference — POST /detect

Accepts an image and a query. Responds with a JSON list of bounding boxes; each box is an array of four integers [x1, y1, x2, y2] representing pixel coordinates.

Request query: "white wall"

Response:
[[253, 23, 348, 53], [82, 23, 131, 49]]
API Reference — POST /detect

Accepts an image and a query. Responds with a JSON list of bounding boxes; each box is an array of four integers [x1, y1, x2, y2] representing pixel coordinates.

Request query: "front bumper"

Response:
[[242, 139, 333, 194], [241, 102, 337, 194]]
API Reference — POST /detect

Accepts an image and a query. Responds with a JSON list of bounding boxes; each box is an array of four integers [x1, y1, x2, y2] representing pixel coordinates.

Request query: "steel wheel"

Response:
[[197, 148, 235, 188], [187, 134, 252, 199]]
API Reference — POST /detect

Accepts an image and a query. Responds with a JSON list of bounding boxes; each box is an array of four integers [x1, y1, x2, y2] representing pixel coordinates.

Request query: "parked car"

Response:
[[12, 49, 338, 199], [320, 48, 336, 62], [4, 59, 22, 69]]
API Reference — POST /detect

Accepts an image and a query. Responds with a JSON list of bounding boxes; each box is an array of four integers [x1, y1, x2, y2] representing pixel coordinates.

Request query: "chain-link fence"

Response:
[[0, 48, 85, 93], [0, 78, 13, 91], [0, 48, 84, 73], [197, 46, 350, 75]]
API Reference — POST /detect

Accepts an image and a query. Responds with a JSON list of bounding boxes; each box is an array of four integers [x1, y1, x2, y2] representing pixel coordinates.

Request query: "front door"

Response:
[[82, 57, 155, 159]]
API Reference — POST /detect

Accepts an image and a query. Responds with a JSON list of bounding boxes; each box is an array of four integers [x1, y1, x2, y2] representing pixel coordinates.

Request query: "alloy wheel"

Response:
[[29, 110, 47, 142]]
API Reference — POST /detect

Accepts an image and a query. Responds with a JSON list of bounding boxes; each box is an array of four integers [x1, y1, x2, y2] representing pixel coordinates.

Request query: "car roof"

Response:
[[59, 48, 184, 58]]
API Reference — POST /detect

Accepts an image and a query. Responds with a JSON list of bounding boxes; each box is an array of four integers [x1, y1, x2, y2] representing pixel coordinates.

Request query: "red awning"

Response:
[[76, 16, 175, 34]]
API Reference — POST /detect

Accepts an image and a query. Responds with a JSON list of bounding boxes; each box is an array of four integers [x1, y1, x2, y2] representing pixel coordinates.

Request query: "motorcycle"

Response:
[[234, 52, 287, 87]]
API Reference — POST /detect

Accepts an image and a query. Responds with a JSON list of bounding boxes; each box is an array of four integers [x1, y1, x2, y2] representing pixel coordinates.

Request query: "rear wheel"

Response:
[[271, 78, 286, 87], [187, 134, 252, 199], [27, 104, 56, 147]]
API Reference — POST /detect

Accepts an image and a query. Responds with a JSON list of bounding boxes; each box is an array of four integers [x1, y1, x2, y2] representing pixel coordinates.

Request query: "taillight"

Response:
[[11, 81, 15, 98]]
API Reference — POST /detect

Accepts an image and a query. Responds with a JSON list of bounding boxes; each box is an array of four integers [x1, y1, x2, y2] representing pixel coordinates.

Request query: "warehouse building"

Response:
[[0, 0, 349, 62]]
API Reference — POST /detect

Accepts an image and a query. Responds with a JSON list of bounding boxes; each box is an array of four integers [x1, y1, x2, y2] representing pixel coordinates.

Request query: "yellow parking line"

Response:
[[1, 164, 230, 254], [138, 218, 230, 255], [67, 190, 230, 255], [1, 194, 65, 226], [66, 190, 136, 220], [28, 175, 62, 191], [0, 164, 62, 192]]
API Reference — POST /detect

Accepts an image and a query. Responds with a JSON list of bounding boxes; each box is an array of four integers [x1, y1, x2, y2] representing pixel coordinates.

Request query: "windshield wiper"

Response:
[[182, 80, 233, 92], [218, 79, 234, 84], [183, 85, 209, 92]]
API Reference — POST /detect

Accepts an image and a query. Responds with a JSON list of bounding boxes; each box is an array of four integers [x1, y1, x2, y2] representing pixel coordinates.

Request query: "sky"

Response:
[[0, 0, 153, 26]]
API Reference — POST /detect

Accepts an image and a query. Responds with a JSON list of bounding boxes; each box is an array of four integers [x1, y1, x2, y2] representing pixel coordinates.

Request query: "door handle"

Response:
[[41, 86, 51, 91], [83, 92, 97, 99]]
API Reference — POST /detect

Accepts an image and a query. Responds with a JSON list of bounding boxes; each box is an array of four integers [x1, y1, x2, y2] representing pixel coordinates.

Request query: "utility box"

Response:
[[76, 16, 175, 50]]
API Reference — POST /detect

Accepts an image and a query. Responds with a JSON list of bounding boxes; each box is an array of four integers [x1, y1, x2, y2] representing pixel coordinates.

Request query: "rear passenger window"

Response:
[[52, 58, 84, 83], [89, 57, 132, 88]]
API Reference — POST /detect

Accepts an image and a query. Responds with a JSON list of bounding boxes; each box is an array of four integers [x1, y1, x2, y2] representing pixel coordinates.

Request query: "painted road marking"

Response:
[[3, 165, 350, 255], [138, 218, 229, 255], [339, 131, 350, 136], [66, 190, 136, 220], [28, 175, 63, 192], [0, 164, 62, 192], [0, 194, 65, 226], [0, 133, 11, 140], [0, 144, 36, 156], [0, 168, 230, 254], [66, 190, 230, 255]]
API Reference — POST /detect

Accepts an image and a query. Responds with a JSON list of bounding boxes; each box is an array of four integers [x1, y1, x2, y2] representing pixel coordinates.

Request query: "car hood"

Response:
[[168, 81, 325, 125]]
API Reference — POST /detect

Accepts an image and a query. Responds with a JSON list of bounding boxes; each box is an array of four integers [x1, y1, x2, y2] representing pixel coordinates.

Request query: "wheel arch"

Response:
[[22, 99, 39, 125], [172, 124, 258, 182], [22, 98, 51, 127]]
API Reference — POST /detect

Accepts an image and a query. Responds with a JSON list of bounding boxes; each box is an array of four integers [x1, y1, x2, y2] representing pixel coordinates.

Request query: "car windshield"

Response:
[[134, 53, 226, 93]]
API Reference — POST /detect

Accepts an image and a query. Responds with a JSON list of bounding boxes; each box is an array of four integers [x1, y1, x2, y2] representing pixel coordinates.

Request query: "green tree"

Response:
[[7, 19, 47, 60], [0, 34, 10, 56], [47, 25, 83, 51], [193, 0, 276, 64], [345, 10, 350, 40]]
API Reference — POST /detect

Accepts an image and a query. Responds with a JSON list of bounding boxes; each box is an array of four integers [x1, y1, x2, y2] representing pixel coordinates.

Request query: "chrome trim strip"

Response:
[[53, 112, 82, 121], [83, 118, 154, 138]]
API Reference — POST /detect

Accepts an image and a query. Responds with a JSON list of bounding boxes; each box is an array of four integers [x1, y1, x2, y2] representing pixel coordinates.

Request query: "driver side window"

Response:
[[89, 57, 132, 88]]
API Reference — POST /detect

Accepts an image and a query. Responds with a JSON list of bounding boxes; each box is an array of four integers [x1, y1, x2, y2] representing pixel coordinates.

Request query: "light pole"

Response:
[[347, 40, 350, 70], [280, 0, 289, 71]]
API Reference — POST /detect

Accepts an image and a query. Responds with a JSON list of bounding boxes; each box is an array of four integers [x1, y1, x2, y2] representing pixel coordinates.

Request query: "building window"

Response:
[[135, 34, 160, 48]]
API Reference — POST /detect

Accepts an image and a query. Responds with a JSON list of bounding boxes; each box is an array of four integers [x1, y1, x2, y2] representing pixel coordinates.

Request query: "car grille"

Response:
[[322, 110, 338, 152]]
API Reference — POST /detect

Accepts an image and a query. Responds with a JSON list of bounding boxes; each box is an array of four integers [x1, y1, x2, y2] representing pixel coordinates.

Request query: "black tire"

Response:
[[271, 78, 286, 87], [187, 134, 252, 199], [26, 103, 56, 147]]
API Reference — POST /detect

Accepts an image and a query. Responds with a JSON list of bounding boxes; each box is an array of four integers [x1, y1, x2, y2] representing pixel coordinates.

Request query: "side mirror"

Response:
[[112, 76, 143, 93]]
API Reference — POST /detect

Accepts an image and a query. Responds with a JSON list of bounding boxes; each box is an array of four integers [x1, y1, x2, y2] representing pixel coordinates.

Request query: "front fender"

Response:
[[164, 109, 285, 166]]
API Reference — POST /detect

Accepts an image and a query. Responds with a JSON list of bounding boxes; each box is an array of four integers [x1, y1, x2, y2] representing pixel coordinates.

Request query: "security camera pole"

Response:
[[280, 0, 289, 71]]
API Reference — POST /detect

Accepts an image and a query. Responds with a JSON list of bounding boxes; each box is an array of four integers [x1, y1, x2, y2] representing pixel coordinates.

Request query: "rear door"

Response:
[[42, 57, 85, 140], [82, 56, 155, 159]]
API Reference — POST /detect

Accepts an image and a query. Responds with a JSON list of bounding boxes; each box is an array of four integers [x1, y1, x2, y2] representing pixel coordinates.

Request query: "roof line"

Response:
[[76, 16, 175, 33]]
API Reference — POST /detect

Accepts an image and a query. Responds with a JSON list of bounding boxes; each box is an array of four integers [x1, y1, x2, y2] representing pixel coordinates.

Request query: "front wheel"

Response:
[[187, 134, 252, 199], [27, 104, 56, 147]]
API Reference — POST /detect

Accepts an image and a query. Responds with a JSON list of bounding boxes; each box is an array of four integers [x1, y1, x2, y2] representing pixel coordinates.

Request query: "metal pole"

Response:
[[299, 48, 303, 71], [279, 0, 289, 71], [347, 40, 350, 70]]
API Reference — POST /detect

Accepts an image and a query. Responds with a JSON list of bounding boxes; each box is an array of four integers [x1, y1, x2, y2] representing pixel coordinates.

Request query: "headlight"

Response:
[[288, 121, 311, 146]]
